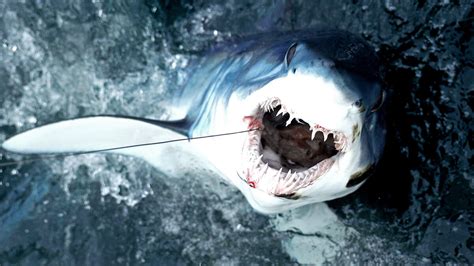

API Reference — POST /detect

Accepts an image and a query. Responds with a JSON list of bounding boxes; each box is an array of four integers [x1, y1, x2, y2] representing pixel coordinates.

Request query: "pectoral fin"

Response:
[[2, 116, 192, 169]]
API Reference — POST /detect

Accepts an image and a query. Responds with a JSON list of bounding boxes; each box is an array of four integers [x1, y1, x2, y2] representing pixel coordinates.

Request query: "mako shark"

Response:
[[1, 29, 385, 214]]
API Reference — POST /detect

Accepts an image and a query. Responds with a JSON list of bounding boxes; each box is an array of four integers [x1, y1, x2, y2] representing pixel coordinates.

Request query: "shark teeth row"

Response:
[[248, 161, 311, 194], [260, 97, 281, 112], [260, 98, 348, 151], [260, 97, 300, 127], [310, 125, 348, 151], [246, 156, 333, 195], [242, 127, 336, 195]]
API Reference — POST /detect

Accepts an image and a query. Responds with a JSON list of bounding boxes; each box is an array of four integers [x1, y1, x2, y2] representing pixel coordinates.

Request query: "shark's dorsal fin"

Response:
[[1, 116, 193, 170]]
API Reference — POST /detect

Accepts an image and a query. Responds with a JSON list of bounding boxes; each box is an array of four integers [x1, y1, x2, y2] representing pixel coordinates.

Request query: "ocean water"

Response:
[[0, 0, 472, 264]]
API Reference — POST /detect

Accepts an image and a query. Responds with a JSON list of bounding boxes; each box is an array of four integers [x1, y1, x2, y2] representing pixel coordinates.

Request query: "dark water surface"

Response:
[[0, 0, 472, 264]]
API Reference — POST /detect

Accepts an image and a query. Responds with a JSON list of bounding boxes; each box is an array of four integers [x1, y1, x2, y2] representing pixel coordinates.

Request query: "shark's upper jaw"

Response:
[[240, 97, 349, 197]]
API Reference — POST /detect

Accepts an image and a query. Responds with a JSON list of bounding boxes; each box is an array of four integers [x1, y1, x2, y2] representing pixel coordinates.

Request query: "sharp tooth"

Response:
[[285, 114, 294, 126], [303, 173, 309, 181], [323, 131, 328, 141], [296, 174, 305, 188], [253, 155, 262, 170], [263, 163, 269, 175], [299, 175, 306, 183], [257, 161, 265, 177], [311, 128, 317, 141], [288, 171, 298, 186], [269, 168, 283, 193], [270, 168, 283, 194], [271, 99, 279, 109], [291, 172, 298, 181], [285, 173, 300, 191], [285, 170, 292, 180], [276, 167, 283, 179], [276, 108, 286, 117], [257, 163, 267, 179]]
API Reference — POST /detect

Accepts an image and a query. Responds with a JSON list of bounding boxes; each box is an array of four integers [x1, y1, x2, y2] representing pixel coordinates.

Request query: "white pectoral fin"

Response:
[[2, 116, 189, 166]]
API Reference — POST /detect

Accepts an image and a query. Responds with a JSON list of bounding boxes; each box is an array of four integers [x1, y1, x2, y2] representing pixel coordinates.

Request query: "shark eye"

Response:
[[370, 90, 385, 112], [353, 99, 366, 113], [354, 99, 362, 108]]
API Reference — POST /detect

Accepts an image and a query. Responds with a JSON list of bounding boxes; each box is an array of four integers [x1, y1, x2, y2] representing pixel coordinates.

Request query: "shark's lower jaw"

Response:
[[240, 98, 349, 197]]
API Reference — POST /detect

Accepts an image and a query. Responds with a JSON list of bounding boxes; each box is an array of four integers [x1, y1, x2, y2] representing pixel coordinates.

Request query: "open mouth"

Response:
[[241, 98, 348, 197]]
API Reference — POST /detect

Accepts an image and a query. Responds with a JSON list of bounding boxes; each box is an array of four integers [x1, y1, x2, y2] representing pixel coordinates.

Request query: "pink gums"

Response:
[[242, 115, 263, 188]]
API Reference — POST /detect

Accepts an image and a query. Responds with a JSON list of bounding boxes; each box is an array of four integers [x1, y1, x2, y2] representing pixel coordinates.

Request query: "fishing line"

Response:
[[0, 128, 262, 168]]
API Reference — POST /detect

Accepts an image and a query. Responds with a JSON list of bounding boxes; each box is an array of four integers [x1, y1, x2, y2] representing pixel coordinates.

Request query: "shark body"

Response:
[[2, 29, 385, 213]]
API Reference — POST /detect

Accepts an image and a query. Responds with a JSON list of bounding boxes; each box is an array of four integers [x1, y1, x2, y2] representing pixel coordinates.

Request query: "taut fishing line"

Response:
[[0, 128, 262, 168]]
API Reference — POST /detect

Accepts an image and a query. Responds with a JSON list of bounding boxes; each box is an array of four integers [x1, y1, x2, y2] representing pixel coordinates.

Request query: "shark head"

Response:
[[192, 38, 386, 213]]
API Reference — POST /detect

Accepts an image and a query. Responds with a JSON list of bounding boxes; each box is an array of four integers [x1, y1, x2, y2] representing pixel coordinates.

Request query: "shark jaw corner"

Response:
[[1, 30, 385, 214]]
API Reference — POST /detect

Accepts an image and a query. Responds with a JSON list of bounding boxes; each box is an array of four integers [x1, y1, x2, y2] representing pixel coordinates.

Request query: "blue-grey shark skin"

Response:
[[175, 29, 383, 136], [1, 29, 386, 213]]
